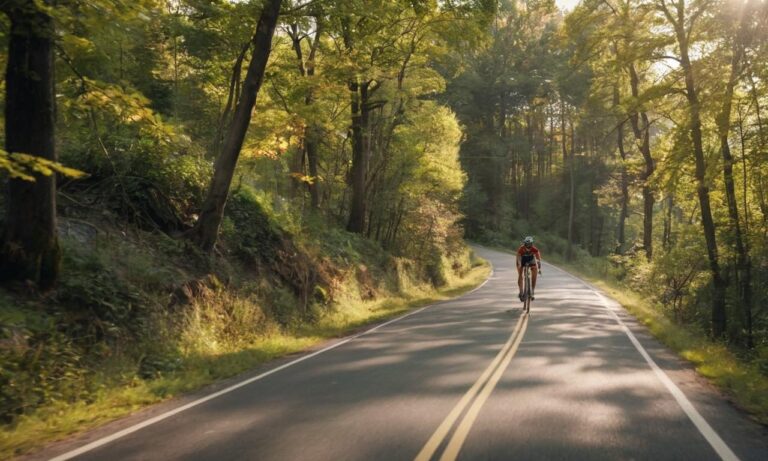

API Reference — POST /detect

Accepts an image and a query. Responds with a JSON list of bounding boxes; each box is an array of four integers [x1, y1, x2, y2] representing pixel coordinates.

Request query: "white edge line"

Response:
[[469, 268, 493, 294], [548, 263, 739, 461], [593, 291, 739, 461], [49, 265, 495, 461]]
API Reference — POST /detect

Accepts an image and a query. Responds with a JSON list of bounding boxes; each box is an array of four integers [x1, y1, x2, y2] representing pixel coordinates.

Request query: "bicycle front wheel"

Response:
[[524, 270, 531, 313]]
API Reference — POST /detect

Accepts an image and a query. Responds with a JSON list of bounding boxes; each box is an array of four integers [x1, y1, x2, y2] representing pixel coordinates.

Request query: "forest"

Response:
[[454, 0, 767, 348], [0, 0, 766, 456]]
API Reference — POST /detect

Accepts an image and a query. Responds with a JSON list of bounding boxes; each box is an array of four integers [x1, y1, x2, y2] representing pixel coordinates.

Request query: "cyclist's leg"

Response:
[[531, 264, 538, 299], [517, 265, 523, 299]]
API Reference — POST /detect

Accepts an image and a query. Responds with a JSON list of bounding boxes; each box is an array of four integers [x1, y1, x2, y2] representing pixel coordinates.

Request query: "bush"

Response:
[[59, 80, 210, 232], [224, 186, 337, 321], [179, 288, 273, 354], [224, 187, 284, 263], [424, 252, 448, 287], [55, 239, 157, 344], [0, 310, 92, 424]]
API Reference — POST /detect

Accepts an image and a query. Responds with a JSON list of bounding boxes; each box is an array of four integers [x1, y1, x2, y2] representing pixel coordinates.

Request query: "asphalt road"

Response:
[[36, 246, 768, 461]]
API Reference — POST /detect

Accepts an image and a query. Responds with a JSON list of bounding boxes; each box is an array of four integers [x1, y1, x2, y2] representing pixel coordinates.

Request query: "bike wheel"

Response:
[[524, 269, 531, 313]]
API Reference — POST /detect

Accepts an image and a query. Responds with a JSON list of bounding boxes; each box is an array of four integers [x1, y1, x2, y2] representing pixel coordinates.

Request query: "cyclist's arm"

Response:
[[535, 250, 542, 270]]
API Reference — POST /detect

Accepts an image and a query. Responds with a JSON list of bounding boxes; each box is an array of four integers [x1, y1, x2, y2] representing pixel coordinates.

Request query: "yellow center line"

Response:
[[414, 312, 529, 461], [440, 313, 530, 461]]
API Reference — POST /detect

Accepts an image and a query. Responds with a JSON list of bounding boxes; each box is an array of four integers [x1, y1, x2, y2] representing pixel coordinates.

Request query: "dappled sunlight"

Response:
[[60, 249, 740, 461], [436, 250, 719, 459], [5, 0, 766, 454]]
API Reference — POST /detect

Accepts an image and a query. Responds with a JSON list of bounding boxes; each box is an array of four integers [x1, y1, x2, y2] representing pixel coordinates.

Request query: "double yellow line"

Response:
[[414, 312, 529, 461]]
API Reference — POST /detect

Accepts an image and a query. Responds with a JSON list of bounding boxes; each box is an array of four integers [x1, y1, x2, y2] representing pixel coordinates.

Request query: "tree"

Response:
[[656, 0, 727, 337], [0, 1, 60, 289], [325, 0, 461, 233], [188, 0, 283, 252], [712, 0, 765, 346], [627, 60, 656, 261], [285, 7, 324, 209], [448, 1, 563, 239]]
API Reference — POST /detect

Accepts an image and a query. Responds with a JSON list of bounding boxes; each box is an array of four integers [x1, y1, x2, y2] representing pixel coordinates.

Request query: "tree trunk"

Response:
[[627, 64, 654, 261], [289, 144, 305, 199], [717, 2, 757, 346], [567, 156, 575, 261], [663, 194, 674, 250], [188, 0, 282, 252], [595, 214, 604, 256], [391, 203, 406, 246], [289, 17, 323, 209], [213, 42, 250, 157], [0, 2, 60, 289], [736, 106, 754, 347], [566, 117, 575, 262], [614, 85, 629, 254], [286, 24, 306, 203], [670, 9, 727, 337], [560, 99, 568, 166], [548, 103, 554, 175], [305, 126, 320, 209], [346, 79, 371, 233], [523, 113, 534, 216]]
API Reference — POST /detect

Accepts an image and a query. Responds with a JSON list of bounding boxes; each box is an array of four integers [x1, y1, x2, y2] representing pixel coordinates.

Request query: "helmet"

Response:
[[523, 236, 534, 246]]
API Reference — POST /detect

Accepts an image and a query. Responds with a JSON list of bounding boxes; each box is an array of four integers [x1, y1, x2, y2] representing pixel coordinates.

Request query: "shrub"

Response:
[[0, 310, 92, 424], [59, 80, 210, 232]]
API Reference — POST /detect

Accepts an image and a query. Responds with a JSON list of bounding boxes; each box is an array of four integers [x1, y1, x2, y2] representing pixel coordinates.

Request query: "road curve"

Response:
[[32, 246, 768, 461]]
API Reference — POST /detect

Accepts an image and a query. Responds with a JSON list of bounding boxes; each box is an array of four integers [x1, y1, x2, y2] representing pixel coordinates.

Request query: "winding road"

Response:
[[34, 246, 768, 461]]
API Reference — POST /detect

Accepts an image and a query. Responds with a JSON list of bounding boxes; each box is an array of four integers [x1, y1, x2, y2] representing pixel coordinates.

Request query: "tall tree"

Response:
[[286, 10, 323, 209], [627, 61, 655, 261], [188, 0, 283, 252], [331, 1, 430, 233], [713, 0, 767, 346], [0, 1, 60, 289], [581, 0, 657, 259], [657, 0, 728, 337], [345, 75, 375, 233], [614, 83, 630, 253]]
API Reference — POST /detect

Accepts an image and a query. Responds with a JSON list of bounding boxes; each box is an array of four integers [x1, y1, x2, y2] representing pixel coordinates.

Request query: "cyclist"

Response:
[[517, 236, 542, 301]]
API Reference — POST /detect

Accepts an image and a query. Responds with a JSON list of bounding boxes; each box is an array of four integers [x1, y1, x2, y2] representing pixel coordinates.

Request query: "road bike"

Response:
[[521, 263, 534, 313]]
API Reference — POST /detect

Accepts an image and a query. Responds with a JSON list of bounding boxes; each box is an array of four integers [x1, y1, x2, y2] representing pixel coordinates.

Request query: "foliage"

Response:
[[452, 0, 768, 350], [224, 186, 286, 263], [0, 150, 85, 182], [56, 76, 211, 231], [0, 309, 92, 425], [4, 0, 766, 454]]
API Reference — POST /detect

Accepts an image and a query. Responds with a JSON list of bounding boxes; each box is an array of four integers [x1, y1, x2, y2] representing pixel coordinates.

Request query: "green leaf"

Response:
[[0, 150, 87, 182]]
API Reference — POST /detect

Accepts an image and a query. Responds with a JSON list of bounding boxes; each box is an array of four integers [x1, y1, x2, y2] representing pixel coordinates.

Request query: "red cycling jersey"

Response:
[[517, 245, 541, 259]]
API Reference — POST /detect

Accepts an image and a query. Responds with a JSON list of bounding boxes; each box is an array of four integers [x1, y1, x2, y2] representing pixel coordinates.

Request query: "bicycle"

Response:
[[520, 262, 538, 313]]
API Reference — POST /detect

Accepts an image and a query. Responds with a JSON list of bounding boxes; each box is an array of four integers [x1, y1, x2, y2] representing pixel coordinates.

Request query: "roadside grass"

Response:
[[0, 260, 490, 459], [545, 253, 768, 426], [298, 260, 490, 340], [0, 335, 317, 458]]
